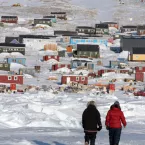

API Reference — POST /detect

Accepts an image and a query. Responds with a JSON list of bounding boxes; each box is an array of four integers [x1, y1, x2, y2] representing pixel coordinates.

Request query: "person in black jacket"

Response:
[[82, 101, 102, 145]]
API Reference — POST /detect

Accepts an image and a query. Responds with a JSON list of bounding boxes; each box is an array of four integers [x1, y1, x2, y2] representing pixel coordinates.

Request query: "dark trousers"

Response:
[[85, 132, 97, 145], [109, 128, 122, 145]]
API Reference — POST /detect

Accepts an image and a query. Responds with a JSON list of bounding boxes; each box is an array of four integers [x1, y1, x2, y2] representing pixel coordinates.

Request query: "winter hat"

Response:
[[114, 101, 120, 105], [87, 101, 96, 107]]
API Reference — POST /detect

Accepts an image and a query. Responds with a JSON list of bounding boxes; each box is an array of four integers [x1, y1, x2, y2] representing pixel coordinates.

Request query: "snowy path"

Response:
[[0, 127, 145, 145]]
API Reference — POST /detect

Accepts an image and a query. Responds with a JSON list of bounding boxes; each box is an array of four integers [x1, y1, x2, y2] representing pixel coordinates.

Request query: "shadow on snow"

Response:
[[33, 140, 66, 145]]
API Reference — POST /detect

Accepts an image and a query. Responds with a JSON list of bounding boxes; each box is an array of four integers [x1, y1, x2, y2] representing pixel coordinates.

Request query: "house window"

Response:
[[0, 64, 3, 67], [14, 76, 18, 80], [5, 64, 8, 67], [76, 77, 79, 81], [81, 77, 85, 81], [8, 76, 12, 80], [18, 60, 22, 63], [139, 67, 142, 70]]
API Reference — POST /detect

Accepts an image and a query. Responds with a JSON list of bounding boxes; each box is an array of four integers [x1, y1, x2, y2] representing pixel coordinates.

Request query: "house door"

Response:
[[67, 77, 71, 84]]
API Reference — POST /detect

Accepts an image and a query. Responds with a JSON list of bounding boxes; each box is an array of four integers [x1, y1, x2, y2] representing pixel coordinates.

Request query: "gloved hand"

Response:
[[97, 126, 102, 131], [106, 126, 109, 130]]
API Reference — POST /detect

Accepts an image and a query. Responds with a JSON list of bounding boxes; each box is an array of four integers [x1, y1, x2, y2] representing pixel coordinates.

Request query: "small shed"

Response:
[[135, 72, 145, 82], [61, 75, 88, 85]]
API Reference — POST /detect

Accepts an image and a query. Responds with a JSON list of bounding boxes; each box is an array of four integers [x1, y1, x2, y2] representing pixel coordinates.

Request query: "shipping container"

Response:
[[135, 72, 145, 82]]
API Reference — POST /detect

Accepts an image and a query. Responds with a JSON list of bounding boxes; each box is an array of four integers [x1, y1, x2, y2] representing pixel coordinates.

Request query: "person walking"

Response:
[[105, 101, 127, 145], [82, 101, 102, 145]]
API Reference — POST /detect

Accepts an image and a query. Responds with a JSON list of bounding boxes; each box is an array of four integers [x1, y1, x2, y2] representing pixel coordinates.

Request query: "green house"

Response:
[[34, 19, 52, 26], [0, 63, 10, 71]]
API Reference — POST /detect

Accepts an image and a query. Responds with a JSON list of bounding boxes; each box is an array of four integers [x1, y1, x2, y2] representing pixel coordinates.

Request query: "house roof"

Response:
[[132, 47, 145, 54], [19, 35, 57, 40], [101, 22, 118, 24], [122, 25, 137, 28], [34, 18, 51, 21], [121, 36, 145, 39], [0, 43, 25, 47], [137, 25, 145, 29], [5, 37, 19, 43], [76, 26, 95, 29], [95, 23, 108, 28], [1, 16, 18, 18], [77, 44, 99, 51], [51, 12, 66, 14], [43, 16, 56, 18], [54, 31, 78, 35]]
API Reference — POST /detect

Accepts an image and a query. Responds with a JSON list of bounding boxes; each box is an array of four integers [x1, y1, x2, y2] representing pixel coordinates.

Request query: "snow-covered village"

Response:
[[0, 0, 145, 145]]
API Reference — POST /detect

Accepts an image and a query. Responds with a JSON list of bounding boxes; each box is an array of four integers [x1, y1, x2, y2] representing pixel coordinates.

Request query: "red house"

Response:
[[1, 16, 18, 23], [135, 73, 145, 82], [135, 67, 145, 73], [0, 75, 23, 84], [43, 55, 59, 62], [97, 69, 115, 77], [52, 63, 71, 71], [61, 75, 88, 85]]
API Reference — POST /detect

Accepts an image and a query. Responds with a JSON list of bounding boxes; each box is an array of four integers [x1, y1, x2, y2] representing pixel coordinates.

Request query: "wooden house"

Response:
[[137, 25, 145, 35], [76, 44, 100, 58], [101, 22, 119, 29], [0, 43, 25, 55], [71, 59, 92, 68], [51, 12, 67, 20], [52, 63, 71, 71], [43, 16, 57, 23], [61, 75, 88, 85], [0, 63, 10, 71], [19, 35, 56, 50], [129, 47, 145, 61], [0, 74, 23, 84], [135, 72, 145, 82], [4, 57, 26, 66], [95, 23, 109, 35], [1, 16, 18, 23], [120, 25, 137, 33], [135, 67, 145, 73], [43, 55, 59, 62], [19, 68, 35, 76], [34, 19, 52, 26], [5, 37, 20, 44], [120, 36, 145, 54], [76, 26, 96, 35]]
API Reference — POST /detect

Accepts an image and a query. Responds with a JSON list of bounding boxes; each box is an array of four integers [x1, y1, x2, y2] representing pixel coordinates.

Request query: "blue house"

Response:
[[5, 57, 26, 66], [70, 37, 107, 46]]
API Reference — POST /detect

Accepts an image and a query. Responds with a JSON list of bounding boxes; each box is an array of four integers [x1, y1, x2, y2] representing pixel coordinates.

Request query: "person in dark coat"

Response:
[[82, 101, 102, 145], [105, 101, 127, 145]]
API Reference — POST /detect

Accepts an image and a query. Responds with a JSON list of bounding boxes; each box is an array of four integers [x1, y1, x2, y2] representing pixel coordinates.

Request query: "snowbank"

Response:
[[24, 74, 33, 79], [118, 51, 129, 60], [10, 63, 25, 72], [57, 67, 70, 73], [12, 27, 31, 33], [39, 50, 58, 56]]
